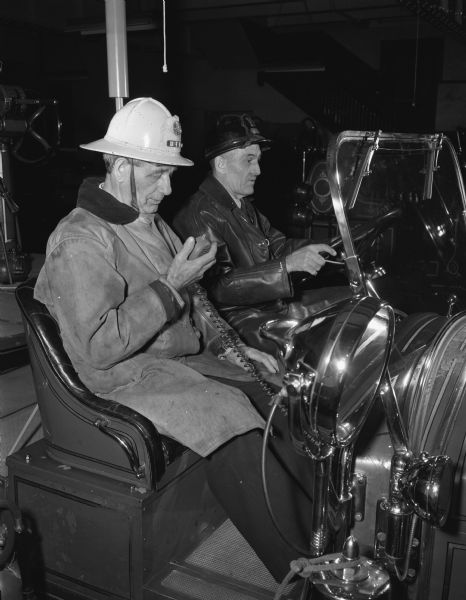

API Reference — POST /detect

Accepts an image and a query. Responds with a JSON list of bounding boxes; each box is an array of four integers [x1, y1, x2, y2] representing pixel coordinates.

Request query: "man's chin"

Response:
[[140, 201, 162, 214]]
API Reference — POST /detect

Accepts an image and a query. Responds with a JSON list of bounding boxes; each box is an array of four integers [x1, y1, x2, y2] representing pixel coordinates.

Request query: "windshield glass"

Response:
[[328, 131, 466, 313]]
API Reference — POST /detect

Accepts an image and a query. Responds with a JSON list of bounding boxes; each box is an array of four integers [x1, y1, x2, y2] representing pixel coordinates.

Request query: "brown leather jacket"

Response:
[[173, 175, 309, 310]]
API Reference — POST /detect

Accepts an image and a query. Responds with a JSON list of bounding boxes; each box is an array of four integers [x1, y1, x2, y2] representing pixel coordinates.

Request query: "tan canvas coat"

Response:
[[34, 178, 264, 456]]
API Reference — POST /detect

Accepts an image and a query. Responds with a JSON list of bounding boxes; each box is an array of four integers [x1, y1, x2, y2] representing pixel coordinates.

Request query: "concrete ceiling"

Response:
[[2, 2, 464, 64], [0, 1, 420, 33]]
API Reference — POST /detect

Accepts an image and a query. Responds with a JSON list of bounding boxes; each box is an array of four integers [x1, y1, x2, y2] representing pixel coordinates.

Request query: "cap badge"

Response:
[[164, 116, 182, 149]]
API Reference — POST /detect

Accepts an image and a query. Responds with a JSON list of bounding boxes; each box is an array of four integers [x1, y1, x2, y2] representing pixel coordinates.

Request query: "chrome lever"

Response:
[[446, 293, 458, 318]]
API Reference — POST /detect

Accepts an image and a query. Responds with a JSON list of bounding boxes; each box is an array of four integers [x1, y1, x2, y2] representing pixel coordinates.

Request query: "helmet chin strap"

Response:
[[129, 158, 140, 212]]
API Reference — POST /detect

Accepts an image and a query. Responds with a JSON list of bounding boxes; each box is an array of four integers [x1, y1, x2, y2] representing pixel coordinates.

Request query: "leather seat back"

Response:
[[15, 279, 172, 489]]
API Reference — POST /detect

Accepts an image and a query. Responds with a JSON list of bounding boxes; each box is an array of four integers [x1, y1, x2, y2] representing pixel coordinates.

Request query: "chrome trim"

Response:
[[378, 376, 409, 455], [326, 132, 365, 297], [402, 453, 453, 527], [310, 456, 332, 556], [325, 130, 464, 299], [444, 135, 466, 217], [284, 297, 395, 456], [423, 135, 442, 201], [406, 312, 466, 451]]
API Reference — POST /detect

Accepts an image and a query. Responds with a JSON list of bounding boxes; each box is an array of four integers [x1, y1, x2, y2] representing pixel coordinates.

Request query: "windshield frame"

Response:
[[326, 130, 466, 297]]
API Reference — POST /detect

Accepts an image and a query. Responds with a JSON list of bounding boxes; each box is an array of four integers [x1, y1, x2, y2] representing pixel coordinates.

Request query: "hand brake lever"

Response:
[[319, 251, 345, 266]]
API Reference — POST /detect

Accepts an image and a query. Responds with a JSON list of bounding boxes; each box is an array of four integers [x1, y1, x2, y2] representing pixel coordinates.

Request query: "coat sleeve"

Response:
[[257, 210, 310, 258], [174, 204, 294, 307], [207, 247, 292, 306], [36, 234, 183, 369]]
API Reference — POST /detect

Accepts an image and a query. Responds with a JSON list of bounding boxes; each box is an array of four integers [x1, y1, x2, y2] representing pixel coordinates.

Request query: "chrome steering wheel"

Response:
[[328, 207, 402, 260]]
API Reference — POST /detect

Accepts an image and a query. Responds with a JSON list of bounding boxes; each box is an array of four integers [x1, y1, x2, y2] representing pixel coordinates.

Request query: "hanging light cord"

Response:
[[412, 1, 420, 107], [162, 0, 168, 73]]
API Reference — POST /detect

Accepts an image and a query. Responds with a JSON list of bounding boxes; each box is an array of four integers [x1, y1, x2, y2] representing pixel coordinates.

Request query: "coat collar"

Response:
[[76, 177, 139, 225], [199, 174, 254, 213]]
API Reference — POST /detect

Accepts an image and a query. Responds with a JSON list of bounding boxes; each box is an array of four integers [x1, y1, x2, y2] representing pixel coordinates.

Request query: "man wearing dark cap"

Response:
[[173, 113, 349, 351]]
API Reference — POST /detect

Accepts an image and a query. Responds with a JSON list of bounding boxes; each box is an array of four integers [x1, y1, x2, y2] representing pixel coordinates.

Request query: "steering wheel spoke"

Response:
[[1, 85, 60, 164], [329, 207, 403, 261]]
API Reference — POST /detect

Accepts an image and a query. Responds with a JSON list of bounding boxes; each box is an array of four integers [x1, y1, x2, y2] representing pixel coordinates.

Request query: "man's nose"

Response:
[[252, 162, 261, 176], [162, 172, 172, 195]]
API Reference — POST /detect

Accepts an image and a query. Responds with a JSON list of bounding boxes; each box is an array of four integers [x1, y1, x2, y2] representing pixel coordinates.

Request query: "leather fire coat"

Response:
[[34, 178, 264, 457], [173, 175, 314, 346], [173, 174, 312, 303]]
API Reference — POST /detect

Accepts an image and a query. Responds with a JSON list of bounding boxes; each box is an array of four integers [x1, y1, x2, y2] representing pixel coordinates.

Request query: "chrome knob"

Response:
[[402, 454, 453, 527], [446, 294, 458, 318], [342, 535, 360, 560]]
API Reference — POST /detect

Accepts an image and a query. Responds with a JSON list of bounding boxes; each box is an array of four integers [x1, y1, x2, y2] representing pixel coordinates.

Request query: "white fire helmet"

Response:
[[80, 97, 193, 167]]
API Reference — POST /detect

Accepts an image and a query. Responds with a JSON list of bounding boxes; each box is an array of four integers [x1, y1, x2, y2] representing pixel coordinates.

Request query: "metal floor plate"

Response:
[[161, 569, 266, 600], [184, 519, 278, 591], [148, 519, 299, 600]]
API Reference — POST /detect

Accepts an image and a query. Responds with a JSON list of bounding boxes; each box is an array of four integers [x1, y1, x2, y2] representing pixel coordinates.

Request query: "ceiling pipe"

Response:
[[104, 0, 129, 111], [400, 0, 466, 41], [455, 0, 464, 24]]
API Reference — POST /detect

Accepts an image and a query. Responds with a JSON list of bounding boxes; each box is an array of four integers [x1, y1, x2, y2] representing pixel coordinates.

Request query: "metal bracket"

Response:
[[374, 499, 421, 581], [351, 472, 367, 523]]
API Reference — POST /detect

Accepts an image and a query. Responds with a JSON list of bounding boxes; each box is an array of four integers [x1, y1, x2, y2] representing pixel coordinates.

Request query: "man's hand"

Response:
[[285, 243, 336, 276], [167, 237, 217, 290], [224, 344, 279, 374], [189, 234, 212, 259]]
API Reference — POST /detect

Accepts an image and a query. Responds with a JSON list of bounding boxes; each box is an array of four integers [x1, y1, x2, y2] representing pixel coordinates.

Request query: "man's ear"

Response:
[[214, 155, 225, 172], [114, 157, 130, 182]]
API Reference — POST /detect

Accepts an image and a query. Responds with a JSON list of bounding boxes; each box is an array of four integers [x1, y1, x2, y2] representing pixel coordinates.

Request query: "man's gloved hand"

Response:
[[285, 243, 336, 276], [167, 236, 217, 290]]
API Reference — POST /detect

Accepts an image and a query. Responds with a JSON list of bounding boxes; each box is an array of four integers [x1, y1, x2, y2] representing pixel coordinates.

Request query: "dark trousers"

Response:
[[204, 378, 315, 582]]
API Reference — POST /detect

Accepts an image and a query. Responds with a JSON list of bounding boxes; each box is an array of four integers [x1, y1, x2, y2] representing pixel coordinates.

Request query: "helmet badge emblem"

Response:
[[165, 116, 182, 148]]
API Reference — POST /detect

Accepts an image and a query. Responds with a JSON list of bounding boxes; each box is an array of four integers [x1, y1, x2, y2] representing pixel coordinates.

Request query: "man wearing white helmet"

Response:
[[34, 98, 314, 582]]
